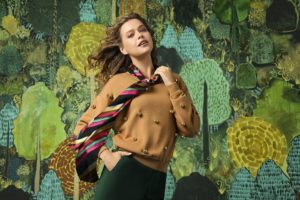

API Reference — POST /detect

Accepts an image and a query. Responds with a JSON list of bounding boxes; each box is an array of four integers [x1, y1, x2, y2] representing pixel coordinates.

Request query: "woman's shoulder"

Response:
[[170, 71, 189, 91], [110, 71, 138, 81], [171, 71, 181, 79], [107, 72, 138, 86], [171, 71, 185, 84], [101, 72, 138, 95]]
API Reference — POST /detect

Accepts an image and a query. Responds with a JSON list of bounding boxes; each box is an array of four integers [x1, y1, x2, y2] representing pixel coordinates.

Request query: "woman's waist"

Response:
[[112, 133, 175, 161], [113, 146, 169, 173]]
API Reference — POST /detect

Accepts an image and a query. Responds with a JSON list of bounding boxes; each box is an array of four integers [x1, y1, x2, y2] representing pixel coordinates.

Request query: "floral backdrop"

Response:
[[0, 0, 299, 199]]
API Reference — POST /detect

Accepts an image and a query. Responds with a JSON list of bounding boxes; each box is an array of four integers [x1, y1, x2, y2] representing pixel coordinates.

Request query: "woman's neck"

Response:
[[131, 57, 154, 79]]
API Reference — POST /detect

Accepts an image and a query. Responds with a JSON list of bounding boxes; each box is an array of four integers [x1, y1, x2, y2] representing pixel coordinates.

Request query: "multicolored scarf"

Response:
[[71, 63, 160, 182]]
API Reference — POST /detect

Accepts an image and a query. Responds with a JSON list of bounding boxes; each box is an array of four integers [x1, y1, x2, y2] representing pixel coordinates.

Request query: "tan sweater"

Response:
[[72, 71, 200, 173]]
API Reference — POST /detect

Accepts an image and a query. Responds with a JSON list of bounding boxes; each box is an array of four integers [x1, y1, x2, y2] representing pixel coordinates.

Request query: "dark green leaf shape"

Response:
[[254, 79, 300, 145], [266, 0, 299, 33], [231, 6, 240, 53], [0, 185, 30, 200], [172, 172, 221, 200], [27, 0, 80, 36], [209, 14, 230, 40], [203, 81, 209, 168], [0, 76, 23, 96], [156, 46, 184, 74], [156, 24, 182, 72], [7, 158, 22, 182], [0, 45, 23, 76], [27, 0, 53, 34], [94, 0, 112, 25], [236, 63, 257, 89], [213, 0, 250, 24], [64, 82, 90, 114], [250, 34, 274, 64], [173, 0, 202, 29], [0, 0, 7, 19]]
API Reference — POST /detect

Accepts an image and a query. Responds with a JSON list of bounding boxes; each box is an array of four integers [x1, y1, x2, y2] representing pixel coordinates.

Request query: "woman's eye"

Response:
[[128, 33, 133, 38]]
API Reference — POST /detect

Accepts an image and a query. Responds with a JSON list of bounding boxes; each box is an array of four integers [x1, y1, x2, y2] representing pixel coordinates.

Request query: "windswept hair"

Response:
[[87, 12, 158, 84]]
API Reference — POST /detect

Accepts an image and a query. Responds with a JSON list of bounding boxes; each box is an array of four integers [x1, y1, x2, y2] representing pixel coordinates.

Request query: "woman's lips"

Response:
[[138, 40, 148, 46]]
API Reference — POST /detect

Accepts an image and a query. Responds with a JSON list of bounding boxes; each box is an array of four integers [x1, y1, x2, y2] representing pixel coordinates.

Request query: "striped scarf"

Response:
[[71, 63, 160, 182]]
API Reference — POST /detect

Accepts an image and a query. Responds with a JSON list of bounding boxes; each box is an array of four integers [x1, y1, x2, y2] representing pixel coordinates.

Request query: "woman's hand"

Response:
[[99, 149, 132, 171], [153, 65, 176, 86]]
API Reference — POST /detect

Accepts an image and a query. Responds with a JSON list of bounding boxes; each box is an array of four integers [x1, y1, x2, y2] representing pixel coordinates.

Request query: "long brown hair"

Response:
[[88, 12, 158, 84]]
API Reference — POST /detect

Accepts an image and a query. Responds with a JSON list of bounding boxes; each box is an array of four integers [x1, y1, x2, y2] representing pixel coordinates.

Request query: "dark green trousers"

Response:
[[94, 155, 167, 200]]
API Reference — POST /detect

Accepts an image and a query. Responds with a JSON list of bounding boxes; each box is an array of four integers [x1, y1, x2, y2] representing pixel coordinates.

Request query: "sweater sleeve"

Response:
[[72, 78, 114, 137], [166, 75, 200, 137], [71, 77, 118, 182]]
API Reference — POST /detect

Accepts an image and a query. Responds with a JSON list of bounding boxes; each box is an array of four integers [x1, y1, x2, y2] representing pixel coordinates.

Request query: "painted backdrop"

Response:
[[0, 0, 299, 199]]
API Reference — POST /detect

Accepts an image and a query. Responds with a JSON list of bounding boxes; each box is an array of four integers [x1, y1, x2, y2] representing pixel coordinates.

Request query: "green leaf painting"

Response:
[[0, 0, 7, 19], [0, 1, 299, 198], [0, 45, 23, 76], [178, 27, 203, 62], [254, 79, 300, 145], [13, 82, 66, 160], [94, 0, 112, 25], [228, 168, 259, 200], [160, 24, 181, 55], [209, 14, 230, 40], [27, 0, 81, 37], [0, 76, 23, 96], [0, 102, 19, 148], [79, 0, 97, 23], [213, 0, 250, 24], [256, 160, 296, 199], [236, 63, 257, 89], [287, 136, 300, 192], [180, 59, 231, 125], [37, 170, 66, 200], [266, 0, 299, 32], [250, 34, 274, 64], [164, 165, 176, 200]]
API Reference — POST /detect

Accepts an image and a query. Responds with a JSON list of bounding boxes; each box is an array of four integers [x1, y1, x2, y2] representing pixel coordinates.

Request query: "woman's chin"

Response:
[[132, 49, 152, 58]]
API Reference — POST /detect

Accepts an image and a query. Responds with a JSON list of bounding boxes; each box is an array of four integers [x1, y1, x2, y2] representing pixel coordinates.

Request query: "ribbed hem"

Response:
[[132, 154, 168, 173], [114, 146, 169, 173]]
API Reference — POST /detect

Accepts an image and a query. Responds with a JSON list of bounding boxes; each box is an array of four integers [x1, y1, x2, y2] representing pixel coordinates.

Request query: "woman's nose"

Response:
[[137, 32, 143, 39]]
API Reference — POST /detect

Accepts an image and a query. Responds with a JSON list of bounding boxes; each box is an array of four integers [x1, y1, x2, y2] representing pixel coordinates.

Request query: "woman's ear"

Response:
[[119, 46, 128, 55]]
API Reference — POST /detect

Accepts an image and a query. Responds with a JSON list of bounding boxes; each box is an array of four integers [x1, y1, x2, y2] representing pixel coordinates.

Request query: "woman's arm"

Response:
[[72, 75, 132, 172], [166, 75, 201, 137], [72, 80, 114, 136]]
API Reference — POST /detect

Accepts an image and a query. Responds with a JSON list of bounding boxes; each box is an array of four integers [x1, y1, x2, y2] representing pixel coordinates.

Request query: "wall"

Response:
[[0, 0, 299, 199]]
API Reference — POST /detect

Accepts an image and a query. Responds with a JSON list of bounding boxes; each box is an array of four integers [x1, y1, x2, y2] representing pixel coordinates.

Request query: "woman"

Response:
[[72, 12, 200, 200]]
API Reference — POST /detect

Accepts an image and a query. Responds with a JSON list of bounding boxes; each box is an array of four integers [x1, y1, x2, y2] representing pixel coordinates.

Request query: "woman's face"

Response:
[[119, 18, 153, 59]]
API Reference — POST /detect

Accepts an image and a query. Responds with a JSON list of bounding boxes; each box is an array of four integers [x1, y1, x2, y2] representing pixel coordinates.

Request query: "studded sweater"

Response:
[[72, 71, 200, 173]]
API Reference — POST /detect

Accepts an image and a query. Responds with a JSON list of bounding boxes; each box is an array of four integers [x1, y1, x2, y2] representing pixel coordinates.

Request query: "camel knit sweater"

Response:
[[72, 71, 200, 173]]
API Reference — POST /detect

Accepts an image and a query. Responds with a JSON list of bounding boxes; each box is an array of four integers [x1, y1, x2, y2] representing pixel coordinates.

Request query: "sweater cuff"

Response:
[[166, 82, 180, 94], [166, 82, 184, 99]]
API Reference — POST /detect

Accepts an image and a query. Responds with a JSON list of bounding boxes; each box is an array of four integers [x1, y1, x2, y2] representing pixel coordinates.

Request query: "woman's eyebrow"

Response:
[[126, 24, 145, 34]]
